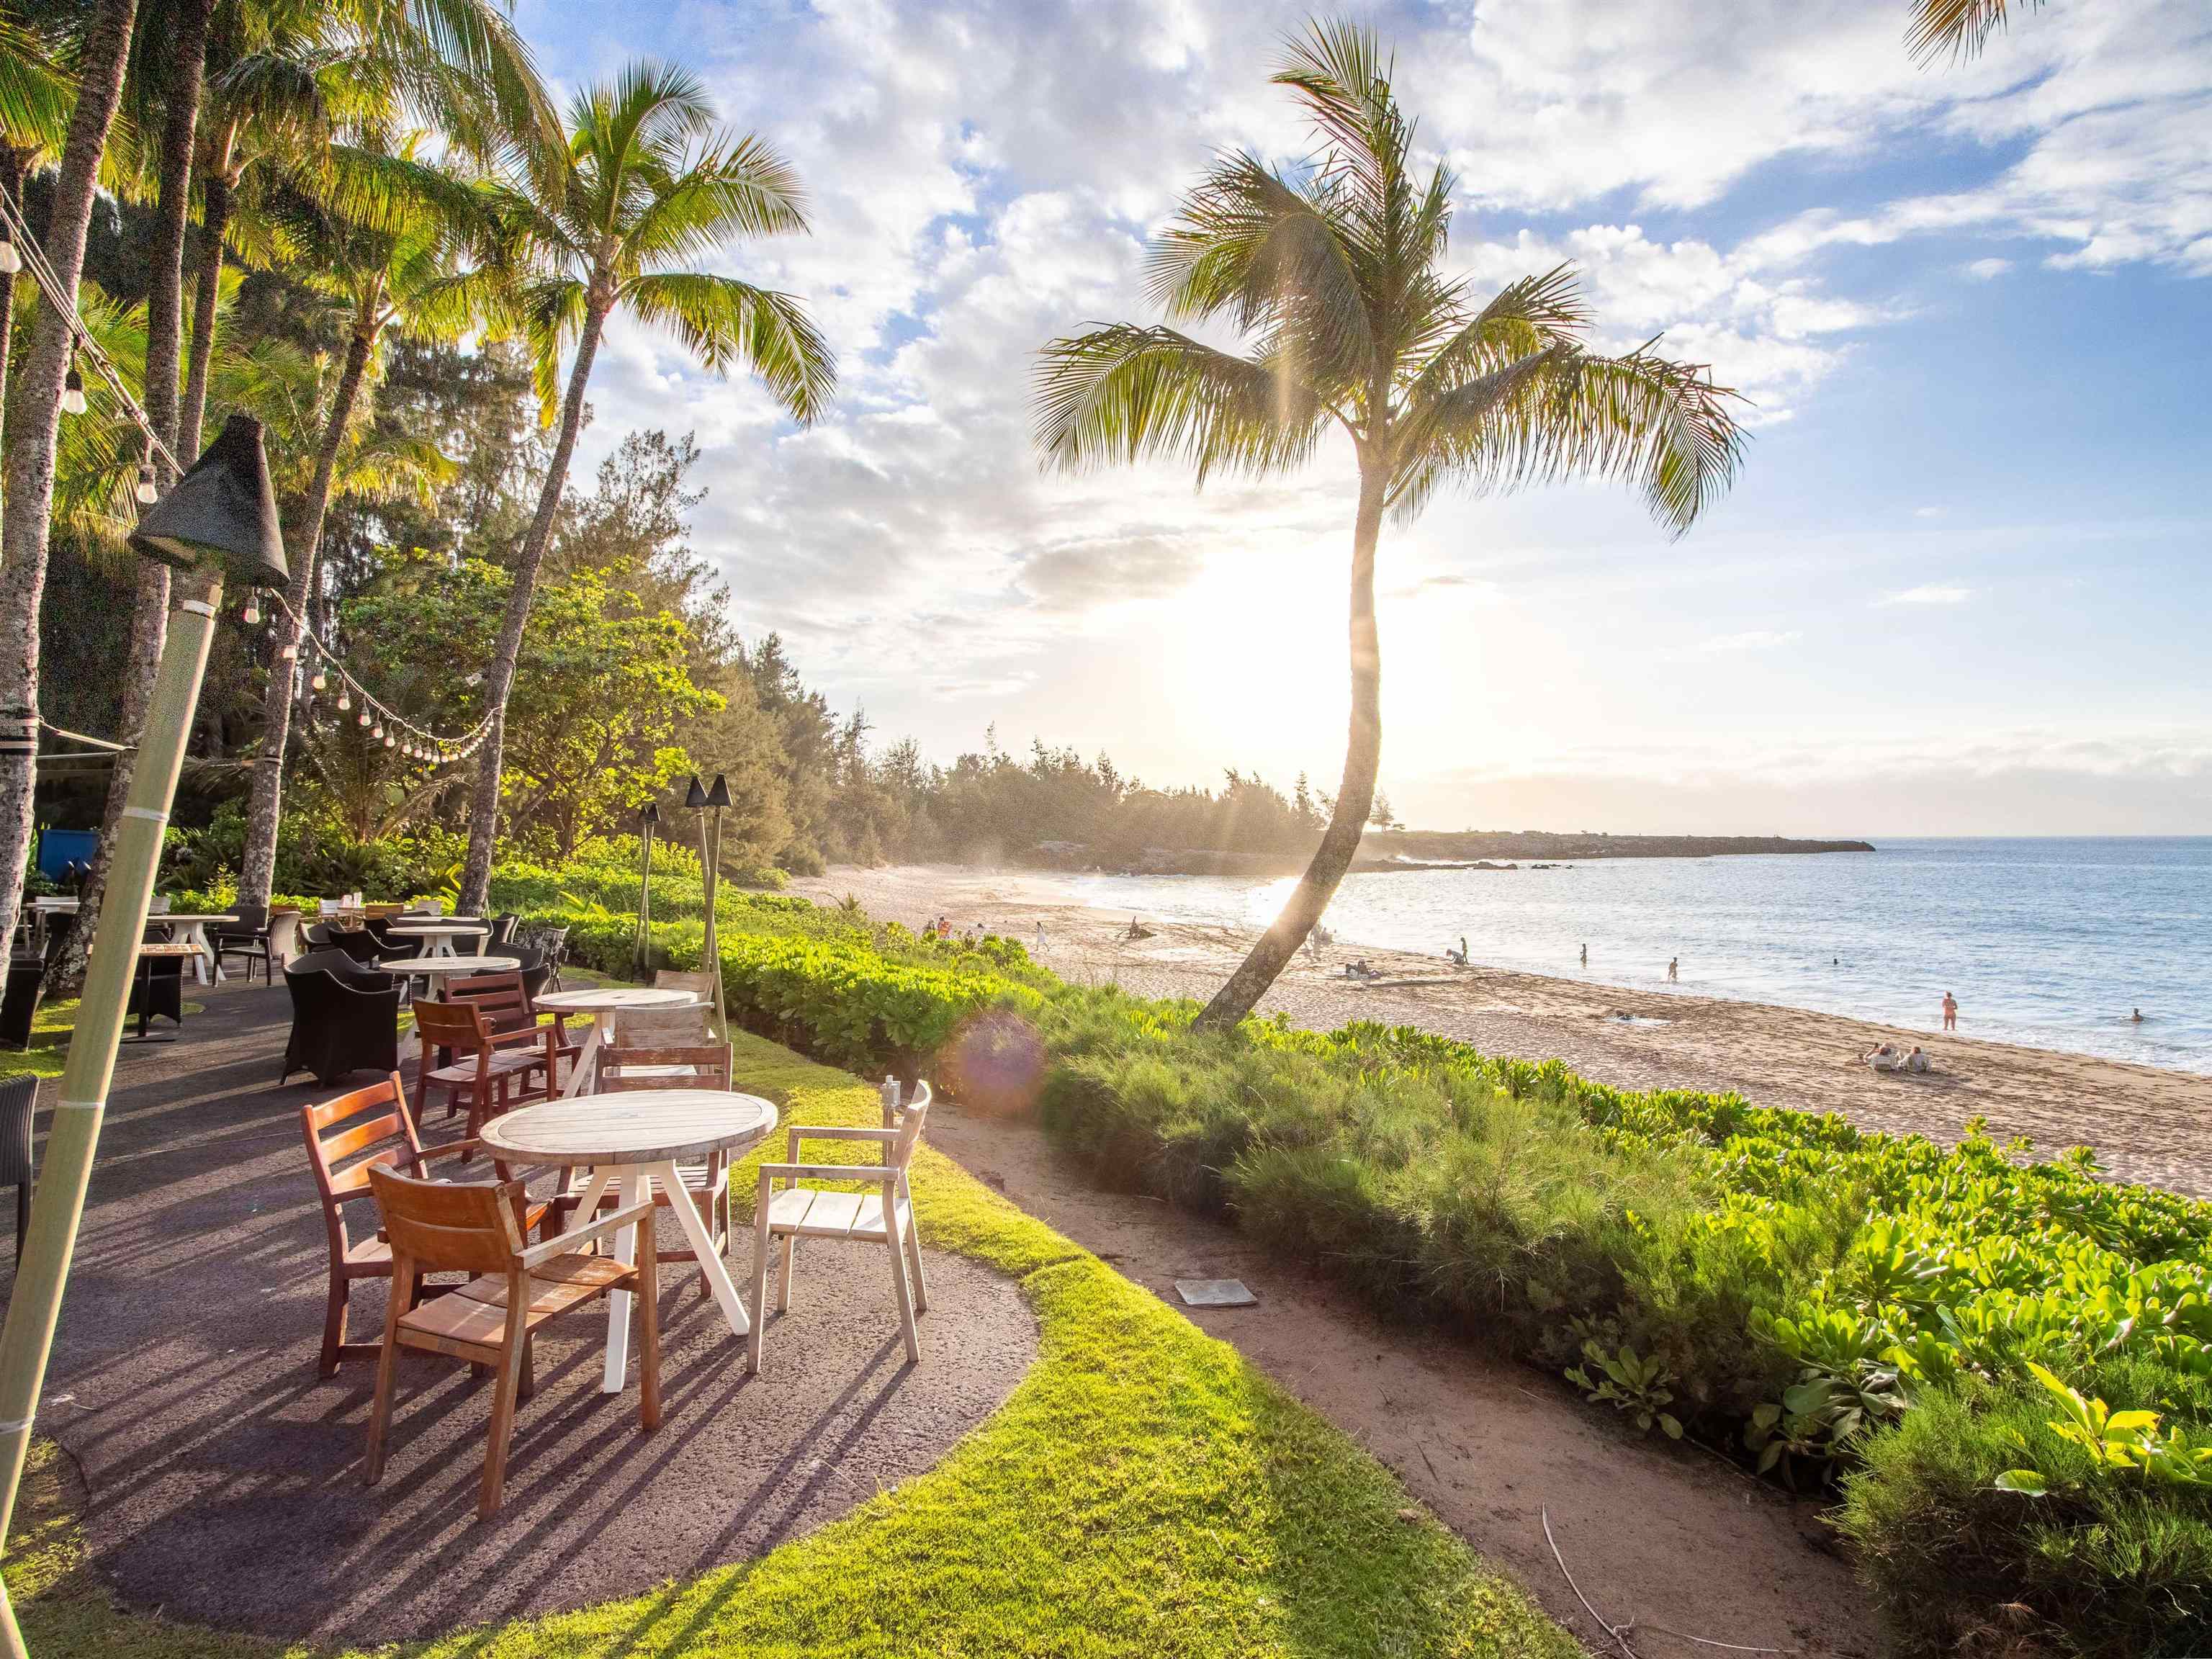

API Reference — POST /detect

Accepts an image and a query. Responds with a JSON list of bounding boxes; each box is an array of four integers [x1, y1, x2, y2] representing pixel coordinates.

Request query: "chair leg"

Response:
[[479, 1305, 529, 1519], [747, 1218, 773, 1376], [904, 1214, 930, 1316], [637, 1214, 660, 1431], [13, 1181, 26, 1260], [362, 1267, 411, 1487], [319, 1270, 349, 1377], [775, 1234, 796, 1312], [518, 1334, 536, 1403], [885, 1218, 921, 1365]]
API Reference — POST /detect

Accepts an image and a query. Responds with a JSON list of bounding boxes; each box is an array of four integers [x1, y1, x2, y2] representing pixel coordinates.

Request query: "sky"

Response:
[[511, 0, 2212, 837]]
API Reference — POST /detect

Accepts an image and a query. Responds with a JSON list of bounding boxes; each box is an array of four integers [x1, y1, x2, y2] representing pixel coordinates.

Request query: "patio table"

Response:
[[530, 986, 702, 1097], [127, 942, 202, 1041], [157, 913, 238, 985], [480, 1088, 779, 1390], [377, 953, 520, 1011], [382, 921, 490, 959]]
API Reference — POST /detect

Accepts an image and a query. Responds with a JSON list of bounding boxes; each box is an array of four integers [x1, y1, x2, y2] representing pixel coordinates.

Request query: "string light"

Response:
[[0, 229, 18, 275], [310, 670, 326, 692], [60, 347, 86, 415], [240, 597, 260, 625], [134, 460, 159, 505], [336, 690, 350, 711], [357, 711, 370, 727]]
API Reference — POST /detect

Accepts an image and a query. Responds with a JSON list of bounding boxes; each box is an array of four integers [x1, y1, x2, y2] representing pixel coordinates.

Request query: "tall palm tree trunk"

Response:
[[0, 0, 141, 966], [63, 0, 215, 989], [0, 148, 23, 444], [1197, 462, 1385, 1030], [457, 302, 607, 914], [177, 168, 230, 459], [238, 323, 374, 909]]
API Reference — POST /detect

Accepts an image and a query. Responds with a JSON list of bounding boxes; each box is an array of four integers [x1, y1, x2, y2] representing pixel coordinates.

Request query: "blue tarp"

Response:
[[36, 829, 96, 881]]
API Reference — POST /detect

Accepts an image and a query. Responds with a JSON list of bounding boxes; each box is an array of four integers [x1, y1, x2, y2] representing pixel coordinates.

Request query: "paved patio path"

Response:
[[1, 981, 1037, 1644]]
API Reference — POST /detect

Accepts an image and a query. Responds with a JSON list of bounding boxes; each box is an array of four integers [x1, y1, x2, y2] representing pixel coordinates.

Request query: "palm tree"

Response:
[[0, 4, 82, 431], [454, 60, 835, 913], [0, 0, 140, 970], [1036, 19, 1745, 1031], [1907, 0, 2046, 63], [234, 143, 492, 911]]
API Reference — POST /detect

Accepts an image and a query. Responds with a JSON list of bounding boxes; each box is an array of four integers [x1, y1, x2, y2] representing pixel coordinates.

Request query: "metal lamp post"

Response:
[[684, 773, 731, 1038], [0, 417, 287, 1651], [632, 801, 659, 981]]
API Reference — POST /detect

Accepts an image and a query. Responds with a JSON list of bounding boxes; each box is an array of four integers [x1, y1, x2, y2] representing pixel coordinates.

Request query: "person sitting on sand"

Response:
[[1863, 1042, 1904, 1072], [1903, 1046, 1933, 1074]]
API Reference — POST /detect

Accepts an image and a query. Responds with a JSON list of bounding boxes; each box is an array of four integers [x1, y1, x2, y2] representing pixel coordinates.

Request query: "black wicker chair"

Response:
[[487, 912, 521, 951], [512, 940, 553, 1004], [281, 950, 402, 1086], [211, 902, 275, 984], [0, 1074, 34, 1254], [0, 953, 43, 1051]]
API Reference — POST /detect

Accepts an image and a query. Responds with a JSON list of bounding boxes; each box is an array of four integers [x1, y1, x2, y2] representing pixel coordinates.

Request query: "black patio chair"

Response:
[[281, 949, 402, 1086], [487, 912, 520, 951], [0, 952, 44, 1051], [0, 1074, 33, 1256], [511, 940, 553, 1004], [212, 902, 275, 984]]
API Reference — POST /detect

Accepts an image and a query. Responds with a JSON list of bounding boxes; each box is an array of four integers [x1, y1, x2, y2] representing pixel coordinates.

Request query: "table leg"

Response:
[[601, 1165, 648, 1394], [200, 923, 223, 984], [561, 1020, 603, 1099], [649, 1159, 750, 1338]]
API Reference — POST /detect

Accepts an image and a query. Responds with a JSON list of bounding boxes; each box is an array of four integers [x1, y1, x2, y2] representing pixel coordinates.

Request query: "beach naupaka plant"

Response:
[[1034, 17, 1746, 1030]]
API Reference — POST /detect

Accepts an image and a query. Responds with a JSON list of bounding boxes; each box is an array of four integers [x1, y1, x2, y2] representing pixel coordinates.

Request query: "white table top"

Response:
[[33, 897, 78, 910], [158, 913, 238, 925], [534, 986, 701, 1014], [377, 953, 521, 975], [387, 920, 489, 934], [479, 1089, 778, 1164]]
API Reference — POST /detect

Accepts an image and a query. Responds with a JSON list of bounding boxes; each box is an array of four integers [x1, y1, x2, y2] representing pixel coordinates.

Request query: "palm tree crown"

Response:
[[1036, 19, 1745, 1030]]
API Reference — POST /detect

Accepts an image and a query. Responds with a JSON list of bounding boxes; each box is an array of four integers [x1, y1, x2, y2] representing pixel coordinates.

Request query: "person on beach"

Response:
[[1667, 956, 1678, 983], [2132, 1007, 2145, 1023], [1035, 922, 1047, 953], [1942, 991, 1958, 1031], [1863, 1042, 1903, 1072], [1580, 943, 1588, 968], [1904, 1046, 1933, 1074]]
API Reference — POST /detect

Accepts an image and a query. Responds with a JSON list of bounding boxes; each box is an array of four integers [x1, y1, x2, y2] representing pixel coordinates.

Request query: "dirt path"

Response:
[[927, 1100, 1879, 1659]]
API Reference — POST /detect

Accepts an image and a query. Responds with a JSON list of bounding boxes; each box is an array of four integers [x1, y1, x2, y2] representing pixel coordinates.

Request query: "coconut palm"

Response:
[[234, 142, 492, 910], [1908, 0, 2046, 63], [454, 60, 835, 913], [1036, 19, 1745, 1030], [0, 4, 83, 427]]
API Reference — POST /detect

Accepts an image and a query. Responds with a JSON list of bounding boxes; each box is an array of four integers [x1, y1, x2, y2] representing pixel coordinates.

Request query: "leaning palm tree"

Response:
[[233, 141, 490, 911], [1037, 19, 1745, 1031], [454, 60, 835, 913]]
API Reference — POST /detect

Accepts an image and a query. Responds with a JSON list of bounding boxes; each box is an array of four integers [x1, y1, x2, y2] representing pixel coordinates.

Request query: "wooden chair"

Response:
[[413, 999, 559, 1151], [750, 1081, 932, 1374], [550, 1041, 734, 1289], [362, 1164, 660, 1518], [299, 1074, 543, 1375]]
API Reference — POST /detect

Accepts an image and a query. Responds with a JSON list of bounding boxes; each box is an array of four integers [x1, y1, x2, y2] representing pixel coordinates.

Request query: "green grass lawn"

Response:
[[6, 1030, 1578, 1659], [0, 999, 78, 1081]]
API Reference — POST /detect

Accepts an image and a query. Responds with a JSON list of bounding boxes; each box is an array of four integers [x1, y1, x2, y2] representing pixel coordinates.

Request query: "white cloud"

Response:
[[1697, 629, 1803, 654], [1879, 584, 1974, 606], [1964, 257, 2013, 280]]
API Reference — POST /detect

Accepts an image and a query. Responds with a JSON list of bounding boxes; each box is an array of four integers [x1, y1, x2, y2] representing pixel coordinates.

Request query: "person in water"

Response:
[[1667, 956, 1678, 983], [1942, 991, 1958, 1031], [1579, 943, 1588, 968], [2132, 1007, 2145, 1023]]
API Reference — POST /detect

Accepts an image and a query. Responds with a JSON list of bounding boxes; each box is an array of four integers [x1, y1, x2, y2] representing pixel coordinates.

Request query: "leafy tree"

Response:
[[454, 59, 834, 912], [1035, 19, 1743, 1029]]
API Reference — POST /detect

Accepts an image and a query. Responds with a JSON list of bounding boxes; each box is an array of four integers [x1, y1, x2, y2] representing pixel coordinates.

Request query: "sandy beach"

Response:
[[795, 862, 2212, 1197]]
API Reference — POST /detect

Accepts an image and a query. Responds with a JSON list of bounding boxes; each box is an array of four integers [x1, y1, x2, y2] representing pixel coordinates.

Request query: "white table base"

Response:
[[567, 1159, 752, 1392], [559, 1011, 617, 1098], [166, 920, 219, 984]]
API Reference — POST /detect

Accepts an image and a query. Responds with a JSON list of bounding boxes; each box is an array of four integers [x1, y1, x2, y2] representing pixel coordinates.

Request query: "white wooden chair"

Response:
[[749, 1080, 930, 1373]]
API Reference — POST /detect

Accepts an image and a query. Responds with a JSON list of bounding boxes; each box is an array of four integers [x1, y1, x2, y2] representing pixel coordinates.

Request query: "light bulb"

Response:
[[357, 711, 370, 727], [336, 691, 350, 711], [241, 600, 260, 625], [0, 235, 19, 276], [383, 734, 395, 749], [279, 644, 297, 660], [135, 462, 159, 505], [60, 363, 86, 416], [372, 722, 384, 739], [310, 671, 327, 692]]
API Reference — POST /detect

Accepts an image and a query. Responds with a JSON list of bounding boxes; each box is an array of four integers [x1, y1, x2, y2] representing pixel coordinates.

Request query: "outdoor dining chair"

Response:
[[362, 1164, 660, 1518], [549, 1039, 735, 1295], [280, 949, 401, 1085], [413, 997, 563, 1148], [750, 1081, 932, 1373], [210, 903, 275, 984], [299, 1074, 542, 1375], [0, 1074, 35, 1256]]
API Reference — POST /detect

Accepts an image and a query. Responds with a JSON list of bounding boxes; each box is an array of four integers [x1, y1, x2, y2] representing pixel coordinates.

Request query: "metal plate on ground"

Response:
[[1175, 1277, 1258, 1308]]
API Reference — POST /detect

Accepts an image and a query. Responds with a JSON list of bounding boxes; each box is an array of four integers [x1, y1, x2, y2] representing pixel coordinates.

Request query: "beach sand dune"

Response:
[[796, 862, 2212, 1197]]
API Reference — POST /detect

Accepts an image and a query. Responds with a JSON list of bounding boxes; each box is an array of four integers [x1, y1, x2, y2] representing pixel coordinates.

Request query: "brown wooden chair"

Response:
[[362, 1164, 660, 1518], [549, 1040, 734, 1290], [299, 1075, 543, 1375], [413, 999, 562, 1151], [445, 968, 562, 1040], [750, 1081, 932, 1374]]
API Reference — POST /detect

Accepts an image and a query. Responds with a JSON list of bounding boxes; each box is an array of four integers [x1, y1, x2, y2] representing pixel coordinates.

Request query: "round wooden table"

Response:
[[480, 1089, 779, 1390], [377, 953, 520, 1003], [531, 986, 703, 1097], [383, 921, 490, 958]]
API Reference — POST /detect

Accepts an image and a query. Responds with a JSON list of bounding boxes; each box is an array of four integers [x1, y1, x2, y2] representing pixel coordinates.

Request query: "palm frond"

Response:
[[621, 272, 835, 423], [622, 132, 810, 268], [1035, 323, 1330, 484], [1908, 0, 2041, 64]]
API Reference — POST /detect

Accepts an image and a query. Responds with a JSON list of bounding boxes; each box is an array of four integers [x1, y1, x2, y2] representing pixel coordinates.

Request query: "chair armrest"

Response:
[[518, 1200, 657, 1269], [485, 1023, 552, 1049], [756, 1161, 889, 1185], [786, 1125, 897, 1148], [415, 1138, 482, 1166]]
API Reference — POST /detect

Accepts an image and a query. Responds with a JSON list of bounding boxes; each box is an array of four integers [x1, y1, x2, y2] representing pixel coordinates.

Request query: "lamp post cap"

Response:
[[683, 775, 708, 809], [705, 773, 732, 809]]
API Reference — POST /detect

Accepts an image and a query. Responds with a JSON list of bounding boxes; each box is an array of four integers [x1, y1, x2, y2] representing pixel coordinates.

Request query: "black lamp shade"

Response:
[[705, 773, 732, 809], [683, 775, 707, 809], [642, 801, 659, 824], [128, 415, 288, 590]]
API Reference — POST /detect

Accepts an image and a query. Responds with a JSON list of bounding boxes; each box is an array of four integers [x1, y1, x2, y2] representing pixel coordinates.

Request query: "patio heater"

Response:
[[0, 418, 287, 1600], [685, 773, 732, 1038], [632, 800, 659, 981]]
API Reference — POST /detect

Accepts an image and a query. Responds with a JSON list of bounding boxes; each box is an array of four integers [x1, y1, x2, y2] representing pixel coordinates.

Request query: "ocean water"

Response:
[[1073, 838, 2212, 1074]]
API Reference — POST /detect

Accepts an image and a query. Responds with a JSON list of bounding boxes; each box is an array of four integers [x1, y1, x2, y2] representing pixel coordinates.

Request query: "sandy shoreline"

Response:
[[793, 861, 2212, 1197]]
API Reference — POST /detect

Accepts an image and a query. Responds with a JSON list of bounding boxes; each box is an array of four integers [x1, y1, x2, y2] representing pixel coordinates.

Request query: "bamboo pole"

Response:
[[694, 804, 726, 1038], [632, 812, 655, 981], [0, 574, 220, 1652]]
